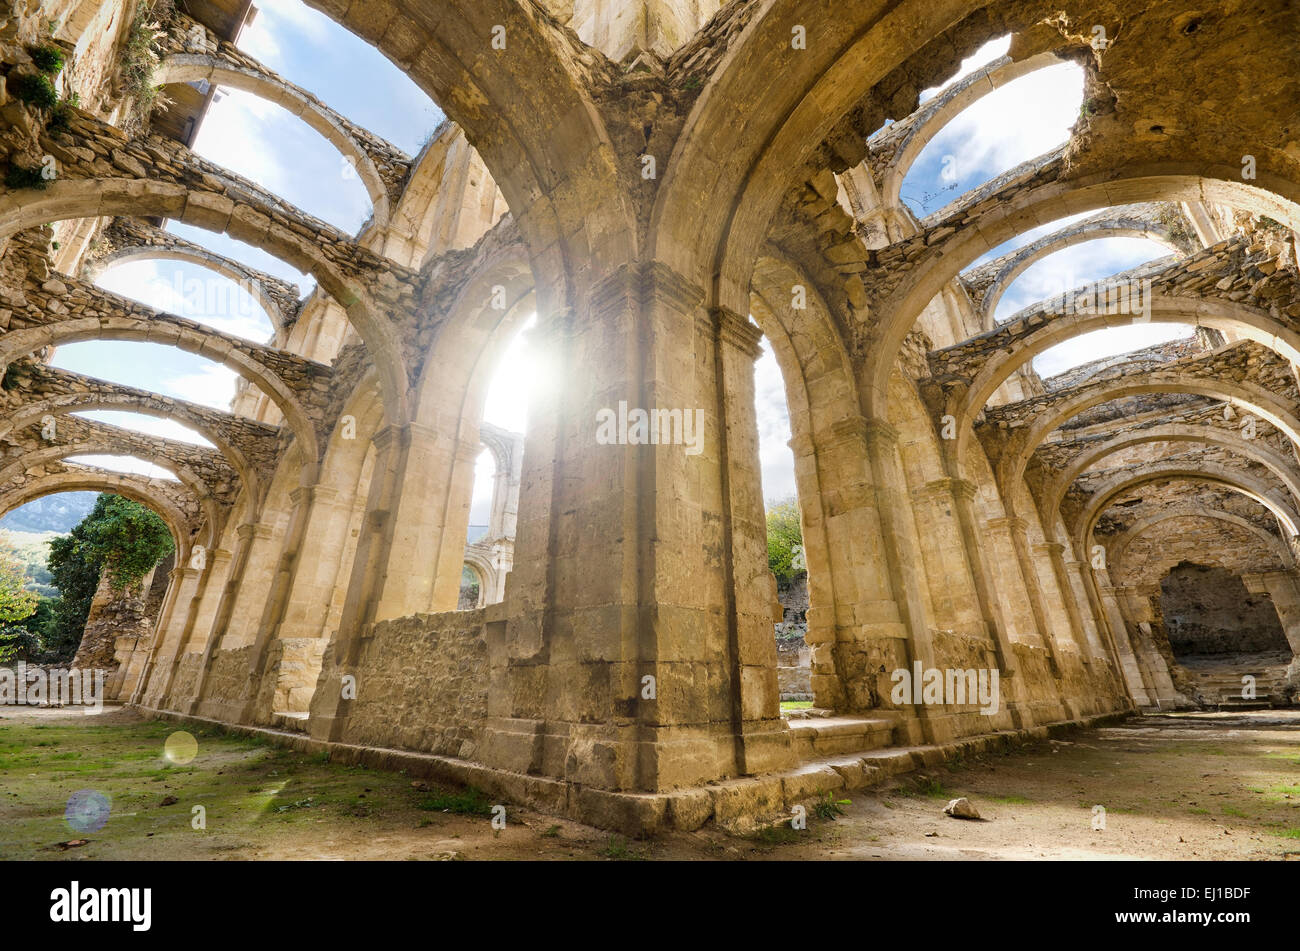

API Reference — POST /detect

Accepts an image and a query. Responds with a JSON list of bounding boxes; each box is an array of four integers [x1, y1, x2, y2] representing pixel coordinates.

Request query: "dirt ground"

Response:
[[2, 706, 1298, 861]]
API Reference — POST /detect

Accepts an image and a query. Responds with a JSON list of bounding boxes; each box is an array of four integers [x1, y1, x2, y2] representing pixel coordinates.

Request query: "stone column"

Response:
[[158, 547, 233, 710], [131, 564, 199, 706], [943, 478, 1030, 728], [471, 264, 800, 794], [1097, 584, 1155, 707], [862, 420, 959, 743], [1250, 570, 1300, 656], [1035, 541, 1093, 662], [1066, 556, 1110, 659], [987, 515, 1062, 680]]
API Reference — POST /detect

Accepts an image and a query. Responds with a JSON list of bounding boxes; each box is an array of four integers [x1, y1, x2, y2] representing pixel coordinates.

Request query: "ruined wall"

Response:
[[322, 611, 489, 759], [1160, 563, 1290, 655]]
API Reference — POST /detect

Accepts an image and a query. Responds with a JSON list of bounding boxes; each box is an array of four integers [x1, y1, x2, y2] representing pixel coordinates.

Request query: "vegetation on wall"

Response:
[[119, 0, 176, 129]]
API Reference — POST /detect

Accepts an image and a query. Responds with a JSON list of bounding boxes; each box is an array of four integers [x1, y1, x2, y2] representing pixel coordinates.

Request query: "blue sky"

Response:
[[11, 10, 1194, 527]]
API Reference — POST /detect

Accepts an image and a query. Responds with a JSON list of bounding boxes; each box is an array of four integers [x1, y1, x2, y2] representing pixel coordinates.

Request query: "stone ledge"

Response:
[[134, 703, 1133, 837]]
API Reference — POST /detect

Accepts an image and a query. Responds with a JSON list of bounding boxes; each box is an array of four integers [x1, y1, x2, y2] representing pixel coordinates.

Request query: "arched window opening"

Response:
[[49, 342, 241, 412], [190, 87, 372, 234], [237, 0, 443, 155], [94, 258, 276, 342], [454, 315, 539, 610], [755, 338, 812, 714], [901, 62, 1083, 218]]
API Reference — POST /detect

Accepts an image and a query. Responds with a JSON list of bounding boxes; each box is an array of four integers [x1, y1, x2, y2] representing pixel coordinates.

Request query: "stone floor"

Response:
[[2, 706, 1297, 861]]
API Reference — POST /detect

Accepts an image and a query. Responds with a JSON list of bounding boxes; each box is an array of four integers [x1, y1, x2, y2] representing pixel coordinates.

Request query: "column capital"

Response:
[[1033, 541, 1066, 558], [236, 522, 274, 543], [985, 515, 1027, 535], [861, 416, 900, 451], [708, 306, 764, 360]]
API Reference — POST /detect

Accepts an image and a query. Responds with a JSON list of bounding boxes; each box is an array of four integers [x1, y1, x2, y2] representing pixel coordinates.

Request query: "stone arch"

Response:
[[864, 170, 1300, 415], [1110, 509, 1294, 580], [977, 225, 1186, 328], [878, 51, 1064, 214], [1003, 376, 1300, 496], [83, 242, 290, 331], [1043, 424, 1300, 529], [461, 549, 494, 610], [0, 317, 319, 466], [0, 395, 260, 503], [156, 55, 396, 228], [749, 251, 886, 709], [0, 179, 408, 427], [0, 443, 221, 546], [1077, 464, 1300, 552], [954, 296, 1300, 440], [302, 0, 637, 321], [0, 470, 196, 564]]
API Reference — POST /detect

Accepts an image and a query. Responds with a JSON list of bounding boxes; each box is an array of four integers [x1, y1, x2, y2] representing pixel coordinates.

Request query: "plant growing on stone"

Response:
[[10, 73, 59, 110], [119, 0, 175, 130], [28, 45, 65, 74], [73, 494, 175, 591], [4, 163, 49, 191]]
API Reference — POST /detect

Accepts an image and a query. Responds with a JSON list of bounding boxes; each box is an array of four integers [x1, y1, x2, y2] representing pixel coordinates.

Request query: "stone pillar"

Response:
[[862, 420, 962, 743], [943, 478, 1030, 728], [469, 264, 800, 794], [1250, 570, 1300, 656], [158, 547, 233, 709], [1065, 556, 1110, 659], [1035, 542, 1093, 662], [1098, 585, 1156, 706], [987, 515, 1062, 679], [130, 564, 191, 705]]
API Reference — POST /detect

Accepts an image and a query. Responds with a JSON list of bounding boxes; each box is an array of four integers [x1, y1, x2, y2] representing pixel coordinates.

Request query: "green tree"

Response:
[[0, 550, 38, 662], [766, 497, 805, 585], [77, 494, 174, 591], [40, 494, 174, 663]]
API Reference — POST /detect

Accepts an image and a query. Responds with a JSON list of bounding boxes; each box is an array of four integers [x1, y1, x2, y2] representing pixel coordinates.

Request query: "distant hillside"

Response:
[[0, 492, 97, 534], [0, 529, 60, 598]]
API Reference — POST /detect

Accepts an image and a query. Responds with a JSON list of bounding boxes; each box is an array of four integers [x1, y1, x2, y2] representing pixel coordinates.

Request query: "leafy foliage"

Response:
[[10, 73, 58, 109], [28, 45, 65, 74], [0, 550, 38, 662], [766, 497, 805, 585], [74, 494, 174, 592], [39, 494, 174, 663], [119, 0, 175, 129]]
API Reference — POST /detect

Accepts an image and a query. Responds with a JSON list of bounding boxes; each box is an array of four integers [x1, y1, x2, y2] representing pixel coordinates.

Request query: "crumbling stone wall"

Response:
[[1161, 563, 1291, 655]]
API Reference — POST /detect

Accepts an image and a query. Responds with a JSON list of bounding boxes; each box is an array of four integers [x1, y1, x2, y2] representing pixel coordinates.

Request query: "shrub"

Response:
[[10, 73, 58, 110], [28, 45, 65, 74], [4, 164, 48, 191]]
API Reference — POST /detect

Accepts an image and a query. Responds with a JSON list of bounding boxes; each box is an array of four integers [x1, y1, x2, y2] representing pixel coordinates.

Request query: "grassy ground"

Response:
[[2, 707, 1298, 860]]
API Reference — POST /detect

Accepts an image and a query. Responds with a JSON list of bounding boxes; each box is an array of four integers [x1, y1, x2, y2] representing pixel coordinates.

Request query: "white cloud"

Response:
[[72, 411, 214, 447], [163, 364, 240, 411], [65, 454, 178, 481]]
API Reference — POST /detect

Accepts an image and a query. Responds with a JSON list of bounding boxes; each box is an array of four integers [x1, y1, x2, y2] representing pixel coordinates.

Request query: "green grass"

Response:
[[416, 786, 494, 816], [780, 701, 813, 712]]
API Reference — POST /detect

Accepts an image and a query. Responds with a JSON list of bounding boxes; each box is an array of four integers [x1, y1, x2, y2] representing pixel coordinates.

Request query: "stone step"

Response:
[[788, 715, 895, 758]]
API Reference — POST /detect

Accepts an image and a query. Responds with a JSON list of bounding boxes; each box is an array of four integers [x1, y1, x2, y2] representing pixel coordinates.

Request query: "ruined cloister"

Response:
[[0, 0, 1298, 837]]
